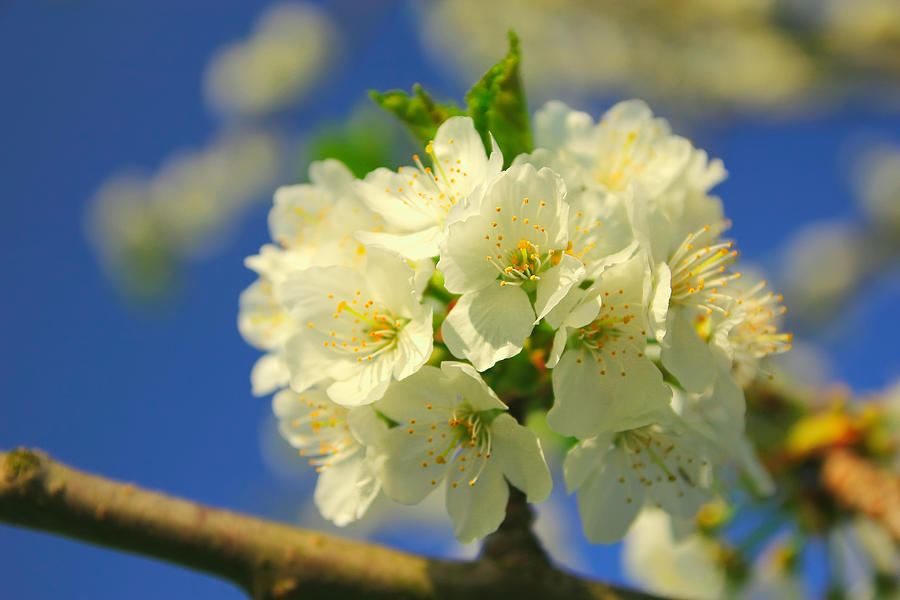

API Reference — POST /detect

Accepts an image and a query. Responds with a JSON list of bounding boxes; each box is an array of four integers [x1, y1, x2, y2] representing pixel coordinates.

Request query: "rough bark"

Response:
[[0, 448, 660, 600]]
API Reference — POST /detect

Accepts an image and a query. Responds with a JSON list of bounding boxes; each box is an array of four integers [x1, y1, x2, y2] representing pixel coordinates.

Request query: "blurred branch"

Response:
[[821, 448, 900, 542], [0, 448, 660, 600]]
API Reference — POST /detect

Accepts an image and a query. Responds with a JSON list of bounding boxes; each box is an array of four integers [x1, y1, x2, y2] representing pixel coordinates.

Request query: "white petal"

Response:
[[734, 437, 775, 496], [489, 414, 552, 502], [272, 387, 327, 421], [441, 285, 535, 371], [437, 213, 500, 294], [660, 306, 716, 393], [238, 278, 291, 350], [431, 116, 501, 200], [533, 100, 595, 152], [378, 426, 443, 504], [326, 359, 393, 406], [545, 327, 569, 369], [563, 435, 615, 493], [355, 227, 444, 261], [361, 247, 420, 317], [445, 458, 508, 543], [439, 361, 507, 411], [512, 147, 584, 193], [391, 307, 434, 381], [548, 347, 670, 438], [314, 453, 380, 526], [308, 158, 355, 191], [347, 405, 388, 447], [357, 167, 437, 231], [280, 266, 365, 323], [283, 333, 346, 393], [648, 262, 672, 340], [412, 257, 436, 297], [543, 285, 601, 332], [373, 366, 448, 424], [533, 253, 586, 322], [576, 452, 643, 544], [250, 353, 290, 396]]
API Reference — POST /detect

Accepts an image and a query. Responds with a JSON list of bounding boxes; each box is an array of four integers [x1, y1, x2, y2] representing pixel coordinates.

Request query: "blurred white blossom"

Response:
[[623, 508, 725, 600], [88, 129, 282, 297], [855, 144, 900, 236], [204, 3, 337, 118], [823, 0, 900, 77], [779, 221, 867, 325], [739, 539, 807, 600], [417, 0, 816, 113]]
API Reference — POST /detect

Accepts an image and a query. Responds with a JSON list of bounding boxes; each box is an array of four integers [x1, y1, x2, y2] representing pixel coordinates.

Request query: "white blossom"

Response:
[[370, 362, 552, 543], [650, 221, 743, 393], [546, 251, 671, 438], [239, 160, 385, 396], [438, 163, 584, 370], [280, 248, 433, 406], [273, 388, 385, 526], [356, 116, 502, 260], [564, 413, 713, 544], [204, 3, 337, 117], [623, 508, 725, 600]]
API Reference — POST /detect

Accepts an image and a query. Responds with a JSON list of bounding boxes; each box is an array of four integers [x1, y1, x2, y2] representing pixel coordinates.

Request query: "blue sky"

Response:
[[1, 2, 898, 598]]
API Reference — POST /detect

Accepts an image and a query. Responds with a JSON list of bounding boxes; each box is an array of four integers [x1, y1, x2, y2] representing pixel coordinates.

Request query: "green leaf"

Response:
[[464, 31, 532, 167], [369, 84, 464, 147]]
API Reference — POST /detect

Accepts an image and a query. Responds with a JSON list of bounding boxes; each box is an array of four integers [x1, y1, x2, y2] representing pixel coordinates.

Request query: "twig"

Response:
[[0, 448, 661, 600]]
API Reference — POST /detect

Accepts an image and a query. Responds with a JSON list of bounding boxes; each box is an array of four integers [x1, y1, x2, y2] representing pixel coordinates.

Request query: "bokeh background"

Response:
[[1, 1, 899, 598]]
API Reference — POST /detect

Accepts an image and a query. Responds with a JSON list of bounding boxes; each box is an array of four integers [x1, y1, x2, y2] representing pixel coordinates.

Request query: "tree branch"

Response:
[[0, 448, 661, 600], [821, 448, 900, 542]]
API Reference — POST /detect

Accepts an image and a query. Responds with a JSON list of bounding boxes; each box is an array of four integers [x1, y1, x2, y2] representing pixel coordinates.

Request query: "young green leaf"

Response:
[[464, 31, 533, 167], [369, 84, 463, 147]]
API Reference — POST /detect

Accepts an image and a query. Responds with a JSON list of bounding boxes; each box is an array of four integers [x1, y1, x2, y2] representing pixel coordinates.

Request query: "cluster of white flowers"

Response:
[[239, 101, 791, 543]]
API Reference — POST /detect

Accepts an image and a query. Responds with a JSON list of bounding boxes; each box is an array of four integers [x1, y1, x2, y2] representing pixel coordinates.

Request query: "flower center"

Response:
[[573, 295, 646, 376], [407, 401, 495, 488], [487, 238, 563, 287], [730, 280, 792, 358], [668, 224, 740, 316], [309, 291, 409, 363], [612, 427, 707, 504]]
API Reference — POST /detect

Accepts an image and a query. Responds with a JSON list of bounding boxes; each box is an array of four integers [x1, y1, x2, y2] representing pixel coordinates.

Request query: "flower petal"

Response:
[[439, 361, 507, 411], [562, 434, 615, 493], [534, 253, 585, 322], [576, 455, 644, 544], [445, 458, 508, 543], [374, 366, 447, 424], [355, 227, 444, 261], [250, 353, 290, 396], [548, 347, 670, 438], [325, 358, 393, 406], [441, 284, 535, 371], [379, 426, 443, 504], [347, 405, 388, 447], [314, 452, 380, 526], [533, 100, 595, 153], [660, 305, 716, 393], [489, 413, 552, 502], [431, 116, 502, 200]]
